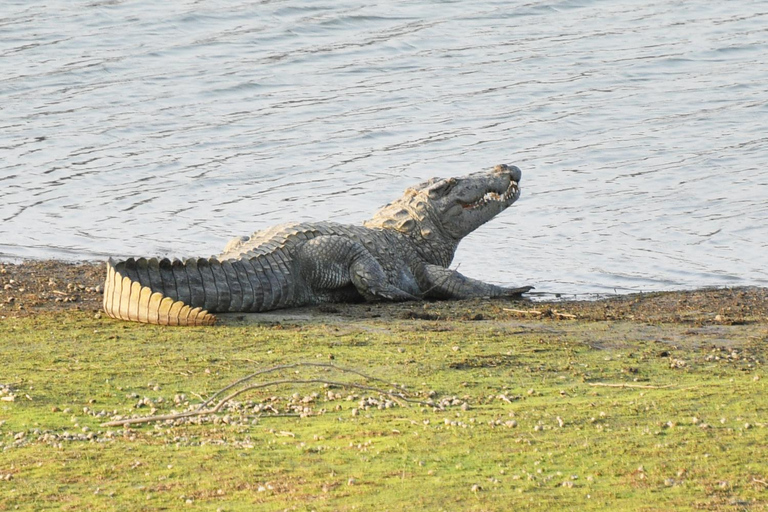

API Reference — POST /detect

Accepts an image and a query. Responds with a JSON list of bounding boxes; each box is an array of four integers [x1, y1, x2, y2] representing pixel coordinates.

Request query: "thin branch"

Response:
[[103, 410, 209, 427], [587, 382, 674, 389], [209, 379, 428, 413], [189, 391, 207, 402], [503, 308, 542, 315], [197, 362, 399, 410], [503, 308, 576, 319], [102, 378, 431, 428]]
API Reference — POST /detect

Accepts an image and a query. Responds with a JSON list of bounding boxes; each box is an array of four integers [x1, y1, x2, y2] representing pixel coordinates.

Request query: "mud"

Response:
[[1, 260, 767, 326]]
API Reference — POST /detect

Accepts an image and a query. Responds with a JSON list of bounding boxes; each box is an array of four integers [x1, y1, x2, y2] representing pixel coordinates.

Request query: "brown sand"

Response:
[[1, 260, 767, 325]]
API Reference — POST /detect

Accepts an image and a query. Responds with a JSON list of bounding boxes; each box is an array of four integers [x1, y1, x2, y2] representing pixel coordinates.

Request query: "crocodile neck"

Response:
[[364, 193, 459, 268]]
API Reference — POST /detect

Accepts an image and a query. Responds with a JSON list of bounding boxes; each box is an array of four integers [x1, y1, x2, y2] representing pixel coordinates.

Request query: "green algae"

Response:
[[1, 309, 767, 511]]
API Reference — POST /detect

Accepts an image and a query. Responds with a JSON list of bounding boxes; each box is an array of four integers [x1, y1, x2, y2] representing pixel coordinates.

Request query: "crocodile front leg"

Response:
[[419, 264, 533, 300], [296, 236, 419, 302]]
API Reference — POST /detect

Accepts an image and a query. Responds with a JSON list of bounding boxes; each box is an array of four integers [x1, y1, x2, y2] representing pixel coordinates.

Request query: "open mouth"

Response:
[[461, 179, 520, 210]]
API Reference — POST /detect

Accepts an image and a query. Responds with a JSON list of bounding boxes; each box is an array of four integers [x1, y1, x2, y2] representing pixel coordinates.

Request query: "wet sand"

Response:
[[1, 260, 766, 326]]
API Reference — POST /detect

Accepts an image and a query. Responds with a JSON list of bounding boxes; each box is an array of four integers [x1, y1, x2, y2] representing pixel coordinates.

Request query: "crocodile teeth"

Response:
[[503, 183, 519, 200], [463, 181, 519, 209]]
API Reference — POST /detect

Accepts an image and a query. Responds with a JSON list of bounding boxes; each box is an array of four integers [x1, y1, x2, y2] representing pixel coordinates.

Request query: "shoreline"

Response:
[[1, 260, 767, 325]]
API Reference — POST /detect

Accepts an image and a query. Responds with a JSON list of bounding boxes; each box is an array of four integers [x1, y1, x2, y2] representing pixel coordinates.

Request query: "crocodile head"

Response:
[[414, 163, 522, 239], [365, 164, 522, 264]]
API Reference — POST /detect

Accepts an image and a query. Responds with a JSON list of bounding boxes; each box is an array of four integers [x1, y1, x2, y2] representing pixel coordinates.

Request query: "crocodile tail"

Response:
[[102, 258, 216, 326]]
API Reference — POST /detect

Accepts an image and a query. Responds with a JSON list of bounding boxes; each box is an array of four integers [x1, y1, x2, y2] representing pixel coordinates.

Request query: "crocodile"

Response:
[[103, 164, 532, 325]]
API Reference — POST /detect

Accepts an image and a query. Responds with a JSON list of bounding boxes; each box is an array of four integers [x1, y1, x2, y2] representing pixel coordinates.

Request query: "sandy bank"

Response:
[[1, 260, 767, 326]]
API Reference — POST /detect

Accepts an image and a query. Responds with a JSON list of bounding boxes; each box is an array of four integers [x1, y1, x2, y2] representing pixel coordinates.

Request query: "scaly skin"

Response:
[[103, 164, 532, 325]]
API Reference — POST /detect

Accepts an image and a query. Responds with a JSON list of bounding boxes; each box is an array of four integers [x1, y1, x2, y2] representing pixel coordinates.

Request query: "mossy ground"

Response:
[[1, 302, 767, 511]]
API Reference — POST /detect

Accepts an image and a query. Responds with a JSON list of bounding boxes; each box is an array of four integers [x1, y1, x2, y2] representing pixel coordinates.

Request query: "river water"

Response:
[[2, 0, 766, 297]]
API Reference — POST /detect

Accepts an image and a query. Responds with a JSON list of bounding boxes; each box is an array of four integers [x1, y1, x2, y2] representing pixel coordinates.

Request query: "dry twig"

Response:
[[502, 308, 576, 319], [503, 308, 542, 316], [588, 382, 674, 390], [102, 363, 430, 428], [198, 362, 398, 410]]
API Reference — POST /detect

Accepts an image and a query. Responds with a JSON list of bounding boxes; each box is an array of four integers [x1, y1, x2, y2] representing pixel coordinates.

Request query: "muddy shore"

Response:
[[1, 260, 767, 326]]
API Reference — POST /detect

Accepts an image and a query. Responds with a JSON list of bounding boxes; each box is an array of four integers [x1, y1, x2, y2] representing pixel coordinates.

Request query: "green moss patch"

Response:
[[1, 310, 767, 511]]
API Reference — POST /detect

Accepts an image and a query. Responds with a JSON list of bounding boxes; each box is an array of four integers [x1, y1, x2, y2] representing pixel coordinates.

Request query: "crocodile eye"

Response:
[[442, 178, 458, 194], [427, 178, 455, 199]]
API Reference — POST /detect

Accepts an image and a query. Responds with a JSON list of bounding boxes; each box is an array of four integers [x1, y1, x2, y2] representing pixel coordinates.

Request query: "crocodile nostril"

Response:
[[506, 165, 522, 184]]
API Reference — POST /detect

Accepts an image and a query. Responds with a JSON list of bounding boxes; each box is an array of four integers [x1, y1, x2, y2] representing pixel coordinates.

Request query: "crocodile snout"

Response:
[[494, 163, 522, 184]]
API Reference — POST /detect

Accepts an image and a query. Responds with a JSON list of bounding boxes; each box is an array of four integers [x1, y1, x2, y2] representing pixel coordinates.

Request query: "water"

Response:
[[2, 0, 767, 297]]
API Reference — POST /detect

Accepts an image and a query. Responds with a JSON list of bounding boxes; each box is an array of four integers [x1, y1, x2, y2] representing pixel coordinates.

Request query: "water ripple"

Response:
[[1, 0, 766, 293]]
